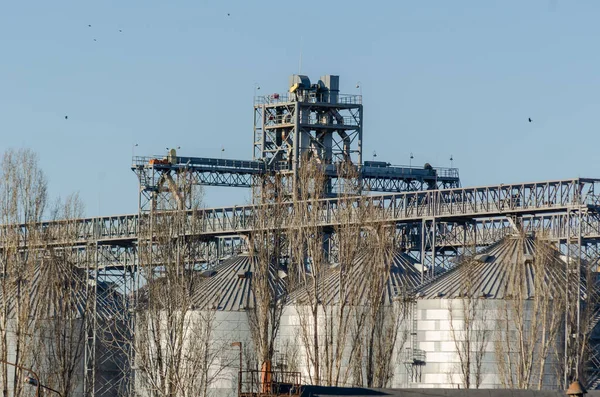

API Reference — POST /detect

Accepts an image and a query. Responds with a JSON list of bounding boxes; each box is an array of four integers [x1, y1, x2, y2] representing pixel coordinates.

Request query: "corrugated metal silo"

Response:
[[0, 260, 123, 397], [279, 250, 422, 388], [410, 235, 569, 389], [190, 254, 286, 397]]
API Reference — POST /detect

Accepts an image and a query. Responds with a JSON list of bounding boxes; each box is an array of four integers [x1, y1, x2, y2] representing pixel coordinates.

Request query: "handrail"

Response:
[[131, 156, 460, 181], [254, 92, 362, 106]]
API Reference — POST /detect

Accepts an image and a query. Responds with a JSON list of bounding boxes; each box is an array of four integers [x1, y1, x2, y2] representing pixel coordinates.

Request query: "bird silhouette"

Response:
[[227, 13, 230, 16], [88, 24, 91, 27], [119, 29, 122, 32], [528, 118, 532, 122], [65, 116, 68, 120]]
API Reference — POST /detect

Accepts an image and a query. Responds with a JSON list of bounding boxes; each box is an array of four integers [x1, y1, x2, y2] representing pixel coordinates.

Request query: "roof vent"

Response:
[[238, 271, 252, 279]]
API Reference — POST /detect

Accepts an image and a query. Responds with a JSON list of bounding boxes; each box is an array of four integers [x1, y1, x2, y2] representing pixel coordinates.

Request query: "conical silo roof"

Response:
[[0, 260, 121, 321], [288, 250, 421, 306], [416, 235, 572, 300], [192, 254, 286, 311]]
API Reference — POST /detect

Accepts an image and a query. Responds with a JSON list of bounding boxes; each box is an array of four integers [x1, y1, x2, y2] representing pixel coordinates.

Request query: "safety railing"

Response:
[[587, 194, 600, 206], [264, 113, 294, 125], [255, 92, 362, 106], [239, 370, 301, 397], [3, 179, 600, 246], [304, 114, 359, 127], [132, 156, 160, 167], [361, 165, 459, 181], [435, 167, 460, 179]]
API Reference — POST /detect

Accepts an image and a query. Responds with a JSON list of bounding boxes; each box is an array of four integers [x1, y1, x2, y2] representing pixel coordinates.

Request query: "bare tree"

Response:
[[136, 180, 231, 397], [287, 159, 406, 387], [32, 193, 90, 397], [447, 258, 490, 389], [494, 236, 565, 389], [288, 156, 328, 385], [344, 216, 407, 389], [288, 157, 367, 386], [320, 161, 369, 387], [248, 173, 287, 369], [133, 278, 228, 397], [102, 170, 232, 397], [0, 148, 48, 397], [362, 223, 406, 388]]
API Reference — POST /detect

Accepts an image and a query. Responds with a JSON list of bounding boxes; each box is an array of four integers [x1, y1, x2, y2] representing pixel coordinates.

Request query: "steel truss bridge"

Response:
[[131, 155, 461, 192], [35, 177, 600, 265]]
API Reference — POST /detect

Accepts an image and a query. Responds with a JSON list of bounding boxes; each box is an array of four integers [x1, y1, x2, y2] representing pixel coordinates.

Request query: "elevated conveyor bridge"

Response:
[[11, 178, 600, 252], [132, 155, 461, 193]]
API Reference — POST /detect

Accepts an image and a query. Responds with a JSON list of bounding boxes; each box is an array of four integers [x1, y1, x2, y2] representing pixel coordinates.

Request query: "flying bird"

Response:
[[65, 116, 68, 120], [94, 39, 97, 41], [88, 24, 91, 27], [227, 13, 230, 16], [528, 118, 532, 122], [119, 29, 122, 32]]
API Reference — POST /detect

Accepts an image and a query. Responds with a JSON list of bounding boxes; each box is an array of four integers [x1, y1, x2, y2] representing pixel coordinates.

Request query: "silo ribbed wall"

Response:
[[410, 236, 568, 389], [0, 264, 124, 397], [135, 254, 284, 397], [278, 251, 421, 388]]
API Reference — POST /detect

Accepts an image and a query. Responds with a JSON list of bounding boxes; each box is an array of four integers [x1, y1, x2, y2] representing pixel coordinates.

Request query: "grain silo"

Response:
[[133, 254, 286, 397], [408, 235, 570, 390], [0, 258, 123, 397], [194, 254, 289, 397], [278, 250, 422, 389]]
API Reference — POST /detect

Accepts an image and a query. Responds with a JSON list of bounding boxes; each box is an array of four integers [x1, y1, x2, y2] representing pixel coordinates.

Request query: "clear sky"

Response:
[[1, 0, 599, 217]]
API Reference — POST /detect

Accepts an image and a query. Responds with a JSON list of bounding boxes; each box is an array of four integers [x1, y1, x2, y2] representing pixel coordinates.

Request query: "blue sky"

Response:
[[1, 0, 599, 217]]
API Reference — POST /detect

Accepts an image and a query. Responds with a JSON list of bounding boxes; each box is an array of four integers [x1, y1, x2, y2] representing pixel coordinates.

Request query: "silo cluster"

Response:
[[133, 234, 593, 395]]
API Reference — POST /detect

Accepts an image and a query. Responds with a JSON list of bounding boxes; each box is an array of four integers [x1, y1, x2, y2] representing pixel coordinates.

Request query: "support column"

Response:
[[83, 243, 97, 397], [419, 218, 436, 283], [563, 209, 583, 386]]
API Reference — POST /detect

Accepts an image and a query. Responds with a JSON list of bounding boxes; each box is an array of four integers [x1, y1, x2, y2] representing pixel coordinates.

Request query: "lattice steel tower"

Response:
[[253, 75, 362, 195]]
